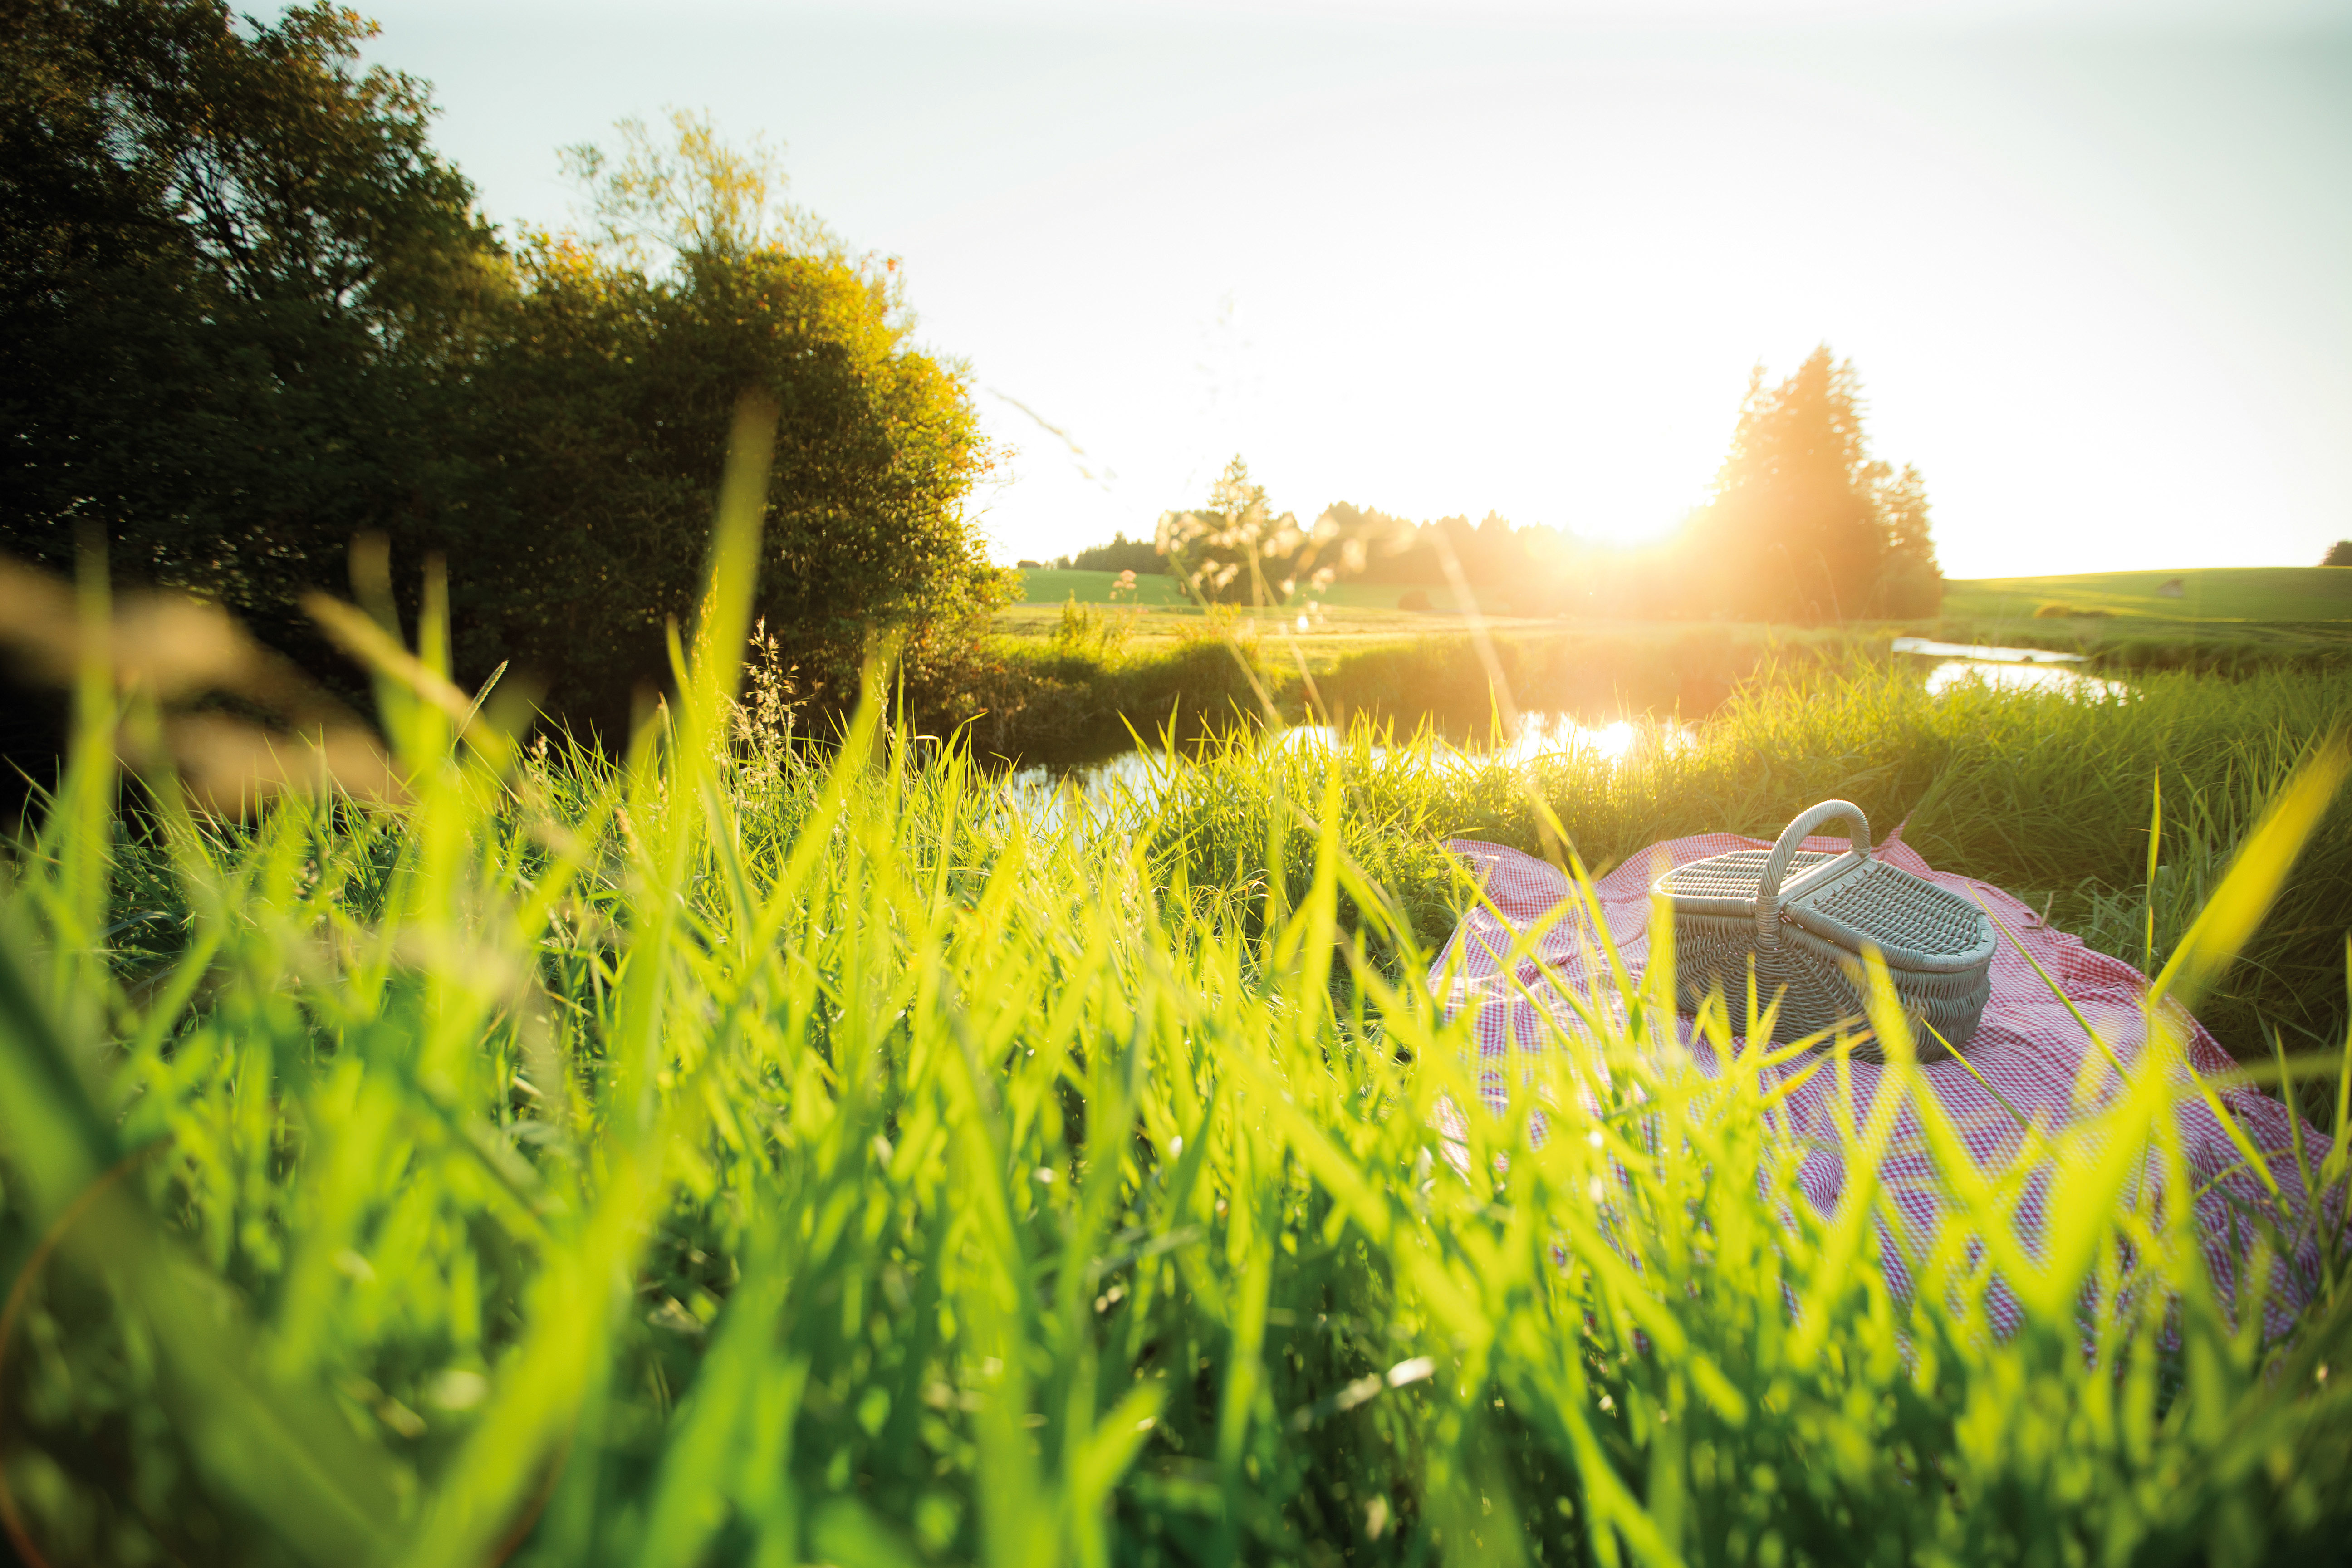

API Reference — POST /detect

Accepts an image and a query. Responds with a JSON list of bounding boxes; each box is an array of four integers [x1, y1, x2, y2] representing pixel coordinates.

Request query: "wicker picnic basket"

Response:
[[1650, 799, 1996, 1060]]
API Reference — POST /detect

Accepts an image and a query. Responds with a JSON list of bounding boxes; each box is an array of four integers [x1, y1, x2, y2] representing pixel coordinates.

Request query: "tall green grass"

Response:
[[5, 497, 2352, 1563], [1104, 656, 2352, 1063], [965, 627, 1883, 765]]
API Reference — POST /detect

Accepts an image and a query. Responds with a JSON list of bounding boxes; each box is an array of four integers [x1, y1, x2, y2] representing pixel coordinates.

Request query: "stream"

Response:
[[1007, 640, 2127, 809]]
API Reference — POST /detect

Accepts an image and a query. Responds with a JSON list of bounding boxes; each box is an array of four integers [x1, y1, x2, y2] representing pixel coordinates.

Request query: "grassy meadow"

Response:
[[974, 566, 2352, 768], [5, 485, 2352, 1566], [1936, 569, 2352, 675], [1012, 564, 2352, 628], [999, 571, 1526, 647], [985, 569, 1874, 763], [1943, 568, 2352, 627], [12, 7, 2352, 1562]]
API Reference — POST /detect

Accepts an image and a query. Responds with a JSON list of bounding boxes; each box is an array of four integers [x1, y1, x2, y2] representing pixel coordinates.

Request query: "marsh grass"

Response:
[[967, 626, 1886, 766], [1097, 654, 2352, 1066], [4, 458, 2352, 1564]]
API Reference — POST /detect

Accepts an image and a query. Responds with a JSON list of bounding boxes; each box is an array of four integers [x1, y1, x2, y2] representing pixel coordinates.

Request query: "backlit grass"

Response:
[[1943, 568, 2352, 627], [4, 466, 2352, 1564]]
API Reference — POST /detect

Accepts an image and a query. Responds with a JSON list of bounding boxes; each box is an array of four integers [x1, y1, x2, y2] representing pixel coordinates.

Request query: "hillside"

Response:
[[1944, 567, 2352, 625], [1012, 568, 1488, 614]]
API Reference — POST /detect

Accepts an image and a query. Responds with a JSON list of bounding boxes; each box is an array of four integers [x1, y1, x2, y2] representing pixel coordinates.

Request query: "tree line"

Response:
[[1, 0, 1007, 738], [1093, 347, 1944, 622]]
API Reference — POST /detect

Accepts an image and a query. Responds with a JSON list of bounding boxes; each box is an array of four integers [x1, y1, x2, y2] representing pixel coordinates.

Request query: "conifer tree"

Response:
[[1684, 347, 1942, 622]]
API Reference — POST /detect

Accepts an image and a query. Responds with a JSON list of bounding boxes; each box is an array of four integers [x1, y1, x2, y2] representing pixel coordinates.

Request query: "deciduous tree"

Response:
[[3, 30, 1005, 733], [0, 0, 504, 652], [450, 116, 1006, 728]]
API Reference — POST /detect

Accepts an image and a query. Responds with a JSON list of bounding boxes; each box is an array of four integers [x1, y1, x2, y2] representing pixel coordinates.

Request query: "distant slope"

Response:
[[1945, 567, 2352, 625], [1013, 568, 1485, 612], [1014, 568, 1194, 607], [1022, 564, 2352, 628]]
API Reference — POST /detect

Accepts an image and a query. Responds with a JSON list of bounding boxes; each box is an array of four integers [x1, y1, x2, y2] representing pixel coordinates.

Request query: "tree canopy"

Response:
[[1682, 347, 1942, 620], [0, 9, 1005, 735], [1058, 531, 1162, 574], [448, 110, 1007, 725], [0, 0, 503, 651], [1123, 356, 1942, 624], [1158, 456, 1329, 605]]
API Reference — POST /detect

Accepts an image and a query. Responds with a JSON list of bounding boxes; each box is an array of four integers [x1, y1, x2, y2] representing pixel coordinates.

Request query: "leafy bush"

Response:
[[1050, 593, 1136, 659], [456, 239, 1007, 731], [1, 18, 1005, 742]]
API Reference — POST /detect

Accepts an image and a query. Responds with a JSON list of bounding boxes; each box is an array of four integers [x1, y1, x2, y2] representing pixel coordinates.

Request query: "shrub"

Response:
[[2, 40, 1006, 743], [1049, 593, 1132, 658], [453, 242, 1006, 734]]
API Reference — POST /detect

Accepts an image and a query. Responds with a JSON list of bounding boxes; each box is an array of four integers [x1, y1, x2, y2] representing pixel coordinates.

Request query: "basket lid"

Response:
[[1651, 798, 1995, 973], [1651, 799, 1875, 932], [1652, 847, 1855, 916], [1784, 860, 1994, 974]]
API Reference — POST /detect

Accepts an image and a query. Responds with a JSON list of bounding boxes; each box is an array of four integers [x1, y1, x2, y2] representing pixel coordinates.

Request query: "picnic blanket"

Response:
[[1436, 833, 2336, 1336]]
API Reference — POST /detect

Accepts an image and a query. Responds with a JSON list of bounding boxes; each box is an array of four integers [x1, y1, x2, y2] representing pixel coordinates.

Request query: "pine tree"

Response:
[[1683, 347, 1940, 622], [1873, 463, 1943, 616]]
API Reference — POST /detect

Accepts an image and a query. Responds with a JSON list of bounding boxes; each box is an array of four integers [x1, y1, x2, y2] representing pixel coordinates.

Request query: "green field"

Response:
[[1015, 567, 1197, 607], [1935, 568, 2352, 674], [980, 565, 2352, 764], [1001, 567, 2352, 688], [6, 519, 2352, 1563], [1944, 566, 2352, 627], [1022, 564, 2352, 632], [1027, 564, 2352, 625], [1002, 571, 1632, 663], [1014, 568, 1494, 616]]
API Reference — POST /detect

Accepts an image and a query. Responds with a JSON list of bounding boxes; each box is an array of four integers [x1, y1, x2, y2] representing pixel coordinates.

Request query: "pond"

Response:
[[1919, 660, 2131, 699], [1004, 638, 2128, 814], [1006, 710, 1696, 818], [1890, 636, 2131, 701], [1887, 636, 2086, 664]]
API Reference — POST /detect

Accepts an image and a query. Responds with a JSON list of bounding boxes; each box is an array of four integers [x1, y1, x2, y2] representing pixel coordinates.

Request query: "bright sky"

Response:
[[363, 0, 2352, 578]]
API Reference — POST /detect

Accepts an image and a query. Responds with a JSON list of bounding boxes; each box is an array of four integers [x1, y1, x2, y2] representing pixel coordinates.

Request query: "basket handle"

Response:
[[1754, 799, 1872, 950]]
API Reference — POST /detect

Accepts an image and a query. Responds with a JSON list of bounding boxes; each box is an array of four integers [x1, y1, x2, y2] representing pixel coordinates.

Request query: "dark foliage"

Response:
[[0, 2, 1006, 741], [1061, 530, 1165, 574], [0, 0, 503, 658], [451, 240, 1007, 733]]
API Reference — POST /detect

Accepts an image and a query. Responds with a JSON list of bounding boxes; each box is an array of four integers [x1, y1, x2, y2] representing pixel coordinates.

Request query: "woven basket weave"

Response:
[[1650, 800, 1995, 1061]]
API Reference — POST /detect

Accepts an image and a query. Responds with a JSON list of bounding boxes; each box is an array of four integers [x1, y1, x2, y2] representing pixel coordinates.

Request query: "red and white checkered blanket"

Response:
[[1436, 833, 2336, 1335]]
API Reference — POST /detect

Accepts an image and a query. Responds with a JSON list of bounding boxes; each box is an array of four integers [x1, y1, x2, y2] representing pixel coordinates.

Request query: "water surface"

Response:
[[1918, 660, 2129, 700], [1007, 710, 1694, 819], [1006, 640, 2128, 816], [1891, 637, 2128, 700]]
